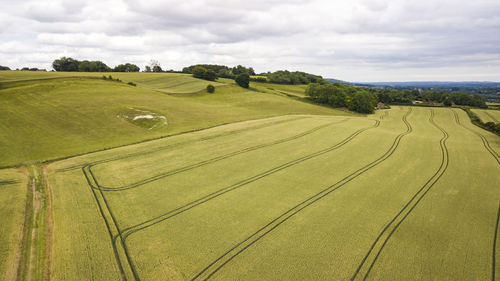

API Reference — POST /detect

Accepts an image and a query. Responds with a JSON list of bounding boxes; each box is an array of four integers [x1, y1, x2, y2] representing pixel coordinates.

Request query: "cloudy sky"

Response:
[[1, 0, 499, 81]]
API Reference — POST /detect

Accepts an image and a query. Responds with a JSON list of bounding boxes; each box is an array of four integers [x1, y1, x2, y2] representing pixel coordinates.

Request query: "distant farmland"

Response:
[[44, 106, 499, 281]]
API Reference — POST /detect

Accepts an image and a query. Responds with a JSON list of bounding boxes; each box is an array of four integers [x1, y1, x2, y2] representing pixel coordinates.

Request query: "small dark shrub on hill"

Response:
[[128, 82, 137, 86], [235, 73, 250, 88], [207, 84, 215, 93]]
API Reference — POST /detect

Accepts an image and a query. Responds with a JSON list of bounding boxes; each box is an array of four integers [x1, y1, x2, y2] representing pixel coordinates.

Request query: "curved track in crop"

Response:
[[351, 109, 450, 281], [190, 107, 413, 281]]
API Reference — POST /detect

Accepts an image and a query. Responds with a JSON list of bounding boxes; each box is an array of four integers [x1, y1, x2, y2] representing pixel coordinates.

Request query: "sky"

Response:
[[1, 0, 499, 82]]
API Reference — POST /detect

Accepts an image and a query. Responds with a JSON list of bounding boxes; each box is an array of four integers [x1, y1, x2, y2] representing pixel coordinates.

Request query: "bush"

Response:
[[192, 66, 207, 79], [207, 84, 215, 93], [128, 82, 136, 86], [203, 69, 217, 81], [235, 73, 250, 88]]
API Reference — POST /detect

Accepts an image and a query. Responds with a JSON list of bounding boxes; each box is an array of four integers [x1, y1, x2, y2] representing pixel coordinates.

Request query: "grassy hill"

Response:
[[0, 72, 351, 167], [0, 71, 224, 94]]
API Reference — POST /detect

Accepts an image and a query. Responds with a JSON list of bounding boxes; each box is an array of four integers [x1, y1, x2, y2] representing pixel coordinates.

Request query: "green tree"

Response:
[[52, 57, 80, 72], [349, 91, 376, 113], [0, 65, 10, 70], [114, 63, 140, 72], [235, 73, 250, 88], [78, 60, 110, 72], [203, 69, 217, 81], [192, 66, 207, 79]]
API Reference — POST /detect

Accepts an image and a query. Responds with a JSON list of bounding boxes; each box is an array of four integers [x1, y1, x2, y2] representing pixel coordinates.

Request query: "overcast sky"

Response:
[[1, 0, 499, 82]]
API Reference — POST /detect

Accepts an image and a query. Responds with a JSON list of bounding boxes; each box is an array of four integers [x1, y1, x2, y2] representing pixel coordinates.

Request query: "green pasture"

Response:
[[46, 106, 500, 281], [252, 82, 308, 97], [0, 75, 347, 167], [0, 71, 222, 94]]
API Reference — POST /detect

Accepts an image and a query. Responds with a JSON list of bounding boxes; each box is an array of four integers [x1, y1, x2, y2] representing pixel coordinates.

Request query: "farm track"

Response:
[[190, 107, 413, 281], [57, 116, 306, 172], [83, 166, 138, 281], [452, 109, 500, 281], [81, 116, 373, 281], [91, 118, 349, 191], [116, 118, 381, 242], [494, 203, 500, 281], [351, 109, 450, 281]]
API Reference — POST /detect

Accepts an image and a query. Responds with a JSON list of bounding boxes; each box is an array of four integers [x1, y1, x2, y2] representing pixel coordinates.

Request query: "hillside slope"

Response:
[[0, 75, 350, 167]]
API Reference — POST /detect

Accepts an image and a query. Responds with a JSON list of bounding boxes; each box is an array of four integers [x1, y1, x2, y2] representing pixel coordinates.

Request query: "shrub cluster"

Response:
[[306, 82, 377, 113], [235, 73, 250, 89], [102, 75, 121, 82], [192, 66, 217, 81]]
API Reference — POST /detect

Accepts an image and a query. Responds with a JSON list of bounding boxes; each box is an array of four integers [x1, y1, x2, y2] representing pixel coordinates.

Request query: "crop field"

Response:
[[45, 106, 500, 281], [472, 109, 500, 123], [0, 168, 28, 280]]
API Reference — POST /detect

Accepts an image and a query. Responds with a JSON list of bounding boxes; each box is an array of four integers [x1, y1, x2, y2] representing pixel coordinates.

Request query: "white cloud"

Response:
[[0, 0, 499, 81]]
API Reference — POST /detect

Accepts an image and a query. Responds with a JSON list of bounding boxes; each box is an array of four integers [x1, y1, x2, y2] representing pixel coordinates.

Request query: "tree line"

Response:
[[306, 82, 378, 113], [306, 82, 488, 114], [52, 57, 140, 72], [182, 64, 255, 78], [377, 88, 487, 108]]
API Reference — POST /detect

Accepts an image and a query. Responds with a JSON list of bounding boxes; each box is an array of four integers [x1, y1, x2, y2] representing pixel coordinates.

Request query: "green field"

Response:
[[0, 72, 347, 167], [472, 109, 500, 123], [0, 168, 28, 280], [1, 71, 500, 281], [0, 71, 223, 94], [44, 106, 500, 281]]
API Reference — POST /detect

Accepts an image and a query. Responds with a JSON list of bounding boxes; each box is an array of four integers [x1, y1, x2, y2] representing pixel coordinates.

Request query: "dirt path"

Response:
[[15, 164, 53, 281]]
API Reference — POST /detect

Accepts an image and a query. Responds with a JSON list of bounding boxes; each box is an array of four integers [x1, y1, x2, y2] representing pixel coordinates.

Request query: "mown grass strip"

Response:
[[351, 109, 450, 281], [191, 107, 413, 281]]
